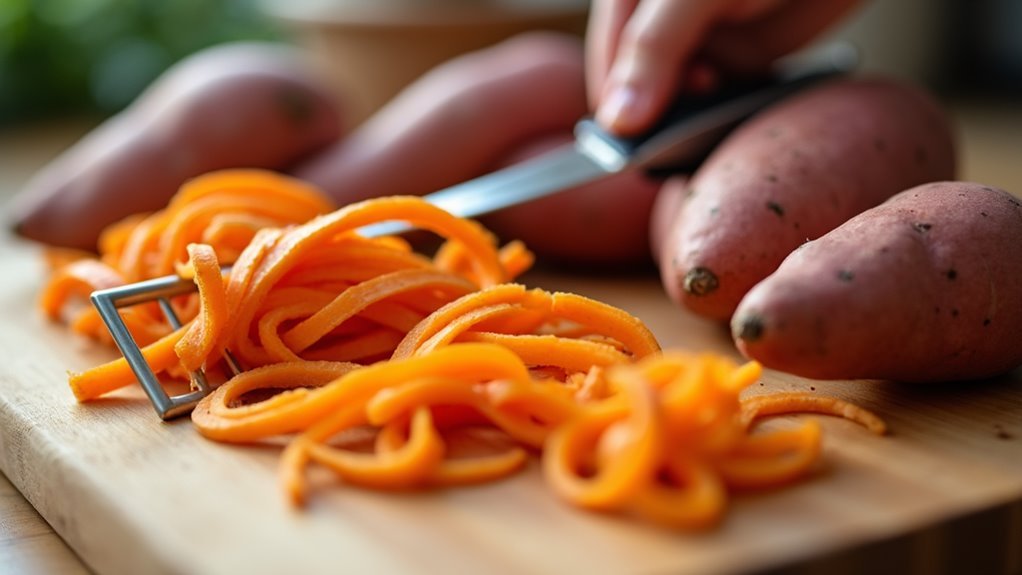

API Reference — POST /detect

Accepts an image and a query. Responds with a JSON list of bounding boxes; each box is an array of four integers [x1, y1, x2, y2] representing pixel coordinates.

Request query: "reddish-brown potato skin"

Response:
[[732, 182, 1022, 383], [12, 43, 342, 251], [297, 32, 662, 266], [648, 175, 689, 264], [658, 77, 956, 320], [294, 32, 589, 207]]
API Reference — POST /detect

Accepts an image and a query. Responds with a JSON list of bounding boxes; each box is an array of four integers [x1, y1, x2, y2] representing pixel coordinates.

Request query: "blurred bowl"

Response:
[[263, 0, 588, 125]]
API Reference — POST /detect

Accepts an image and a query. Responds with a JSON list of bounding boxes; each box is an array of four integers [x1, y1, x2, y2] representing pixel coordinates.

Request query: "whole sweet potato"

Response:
[[657, 77, 956, 320], [732, 182, 1022, 382], [297, 31, 661, 266], [12, 43, 343, 251]]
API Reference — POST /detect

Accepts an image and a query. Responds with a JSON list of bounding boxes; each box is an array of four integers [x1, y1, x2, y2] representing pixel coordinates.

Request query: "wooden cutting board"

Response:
[[1, 232, 1020, 575]]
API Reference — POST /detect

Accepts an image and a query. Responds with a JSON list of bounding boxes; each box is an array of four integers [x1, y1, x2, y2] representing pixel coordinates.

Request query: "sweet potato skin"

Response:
[[298, 31, 662, 266], [732, 182, 1022, 382], [658, 77, 956, 320], [295, 32, 588, 206], [12, 43, 343, 251]]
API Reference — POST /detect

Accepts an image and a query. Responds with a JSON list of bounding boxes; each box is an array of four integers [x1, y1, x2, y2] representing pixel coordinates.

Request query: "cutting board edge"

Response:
[[0, 392, 187, 575], [4, 386, 1022, 575]]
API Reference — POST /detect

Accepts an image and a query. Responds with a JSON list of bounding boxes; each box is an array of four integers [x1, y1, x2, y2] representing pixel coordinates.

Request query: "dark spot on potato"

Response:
[[880, 246, 890, 254], [766, 174, 779, 183], [759, 382, 765, 387], [981, 211, 989, 217], [766, 127, 782, 139], [733, 313, 765, 342], [982, 186, 995, 193], [946, 268, 957, 280], [934, 306, 941, 314], [686, 186, 698, 198], [793, 221, 800, 230], [983, 318, 991, 326], [276, 86, 316, 125], [951, 308, 959, 317], [873, 138, 887, 152], [913, 222, 932, 233], [683, 267, 719, 296], [810, 386, 816, 391], [766, 201, 784, 217], [837, 270, 855, 282], [709, 206, 720, 216], [914, 145, 928, 165]]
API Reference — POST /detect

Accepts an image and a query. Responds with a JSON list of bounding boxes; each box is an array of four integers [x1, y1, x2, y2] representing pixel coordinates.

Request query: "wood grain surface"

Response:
[[0, 472, 90, 575], [1, 230, 1021, 575], [1, 103, 1021, 575]]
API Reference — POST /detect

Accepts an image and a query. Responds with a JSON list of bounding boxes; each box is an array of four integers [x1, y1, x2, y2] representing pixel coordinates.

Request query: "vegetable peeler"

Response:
[[91, 44, 857, 419]]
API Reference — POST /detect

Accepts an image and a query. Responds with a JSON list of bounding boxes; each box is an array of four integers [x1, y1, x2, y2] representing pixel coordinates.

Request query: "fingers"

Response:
[[586, 0, 640, 108], [591, 0, 858, 137], [722, 0, 787, 22], [595, 0, 724, 136], [293, 32, 587, 206], [704, 0, 861, 75]]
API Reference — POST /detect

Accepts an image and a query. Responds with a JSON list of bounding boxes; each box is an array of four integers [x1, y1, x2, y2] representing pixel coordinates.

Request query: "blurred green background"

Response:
[[0, 0, 278, 126]]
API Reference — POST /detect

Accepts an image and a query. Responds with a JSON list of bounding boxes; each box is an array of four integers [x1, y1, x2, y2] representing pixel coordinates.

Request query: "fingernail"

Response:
[[596, 84, 641, 134]]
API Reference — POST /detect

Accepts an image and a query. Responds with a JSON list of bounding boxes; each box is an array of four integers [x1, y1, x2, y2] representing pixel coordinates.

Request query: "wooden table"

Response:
[[1, 100, 1021, 575]]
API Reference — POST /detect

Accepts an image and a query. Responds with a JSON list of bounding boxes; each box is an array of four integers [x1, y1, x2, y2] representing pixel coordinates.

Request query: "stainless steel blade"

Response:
[[361, 145, 605, 237], [426, 145, 605, 217]]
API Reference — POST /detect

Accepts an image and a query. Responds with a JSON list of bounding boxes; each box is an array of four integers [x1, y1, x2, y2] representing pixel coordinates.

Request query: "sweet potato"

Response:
[[14, 32, 658, 265], [12, 42, 343, 251], [656, 77, 956, 320], [732, 181, 1022, 383], [296, 31, 662, 266], [294, 32, 587, 204], [648, 175, 689, 263]]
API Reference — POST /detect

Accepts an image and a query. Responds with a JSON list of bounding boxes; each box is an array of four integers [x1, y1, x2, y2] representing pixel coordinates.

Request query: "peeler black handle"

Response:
[[573, 43, 859, 175]]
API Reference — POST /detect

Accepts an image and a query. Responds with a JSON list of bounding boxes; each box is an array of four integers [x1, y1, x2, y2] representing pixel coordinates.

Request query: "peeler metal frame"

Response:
[[91, 273, 240, 420]]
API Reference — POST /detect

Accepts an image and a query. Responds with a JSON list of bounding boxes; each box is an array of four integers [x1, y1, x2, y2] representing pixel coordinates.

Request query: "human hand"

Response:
[[586, 0, 862, 136]]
